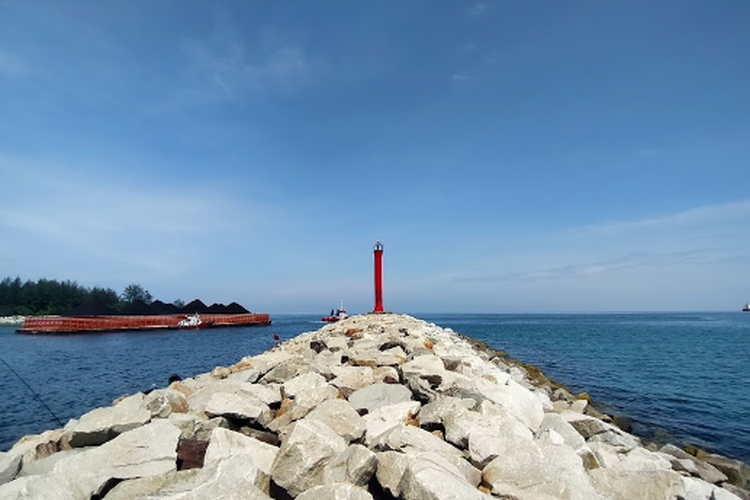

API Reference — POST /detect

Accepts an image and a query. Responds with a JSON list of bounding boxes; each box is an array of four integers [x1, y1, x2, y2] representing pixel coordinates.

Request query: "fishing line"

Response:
[[0, 355, 64, 428]]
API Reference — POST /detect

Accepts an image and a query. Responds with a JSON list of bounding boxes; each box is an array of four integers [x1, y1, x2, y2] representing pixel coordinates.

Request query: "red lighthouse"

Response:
[[373, 241, 384, 312]]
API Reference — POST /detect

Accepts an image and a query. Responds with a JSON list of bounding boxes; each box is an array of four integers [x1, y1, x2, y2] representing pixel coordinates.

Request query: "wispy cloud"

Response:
[[0, 159, 262, 277], [454, 247, 747, 283], [579, 199, 750, 235], [180, 32, 315, 103], [451, 71, 470, 82], [0, 49, 29, 79], [469, 3, 489, 16]]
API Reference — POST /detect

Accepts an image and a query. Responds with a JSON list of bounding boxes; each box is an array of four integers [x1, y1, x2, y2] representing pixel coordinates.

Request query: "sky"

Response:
[[1, 1, 749, 314]]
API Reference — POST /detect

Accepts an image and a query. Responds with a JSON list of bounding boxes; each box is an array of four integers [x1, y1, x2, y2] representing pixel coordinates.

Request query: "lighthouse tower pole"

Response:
[[373, 241, 384, 312]]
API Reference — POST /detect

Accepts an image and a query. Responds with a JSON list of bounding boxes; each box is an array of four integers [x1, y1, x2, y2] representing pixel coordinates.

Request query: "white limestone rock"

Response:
[[330, 366, 376, 393], [270, 419, 347, 497], [101, 469, 201, 500], [18, 449, 83, 478], [144, 388, 189, 418], [310, 350, 344, 378], [681, 477, 744, 500], [370, 425, 480, 487], [0, 452, 21, 485], [269, 385, 341, 433], [588, 468, 685, 500], [362, 401, 421, 444], [238, 383, 282, 406], [260, 357, 313, 384], [539, 412, 587, 451], [659, 444, 729, 484], [204, 427, 278, 492], [66, 393, 151, 447], [348, 383, 413, 414], [0, 419, 181, 500], [204, 392, 272, 426], [457, 376, 545, 432], [7, 428, 67, 466], [243, 349, 295, 375], [483, 440, 605, 500], [282, 372, 328, 399], [397, 452, 490, 500], [306, 399, 366, 443], [297, 483, 374, 500], [419, 396, 477, 429], [562, 411, 639, 451], [323, 444, 378, 486], [376, 451, 409, 498], [351, 346, 407, 367]]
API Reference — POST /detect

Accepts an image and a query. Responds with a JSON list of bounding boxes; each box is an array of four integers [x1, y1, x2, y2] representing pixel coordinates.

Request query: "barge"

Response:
[[17, 312, 271, 334]]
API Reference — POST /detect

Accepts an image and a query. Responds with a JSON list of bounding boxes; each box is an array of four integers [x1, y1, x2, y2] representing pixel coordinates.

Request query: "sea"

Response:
[[1, 313, 749, 464]]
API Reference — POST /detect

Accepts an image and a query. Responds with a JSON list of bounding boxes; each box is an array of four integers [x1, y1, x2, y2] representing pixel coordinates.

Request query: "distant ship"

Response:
[[744, 303, 750, 312], [322, 300, 348, 322]]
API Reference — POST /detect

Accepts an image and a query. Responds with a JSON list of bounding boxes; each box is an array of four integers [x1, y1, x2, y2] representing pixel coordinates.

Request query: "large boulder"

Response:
[[238, 383, 282, 406], [701, 453, 750, 489], [282, 372, 329, 399], [375, 451, 409, 498], [483, 440, 604, 500], [203, 427, 278, 493], [143, 388, 189, 418], [681, 477, 745, 500], [371, 425, 480, 487], [659, 444, 728, 484], [397, 452, 490, 500], [66, 393, 151, 447], [204, 392, 272, 426], [348, 383, 413, 414], [539, 413, 586, 451], [323, 444, 378, 486], [0, 419, 180, 500], [362, 401, 421, 444], [562, 412, 639, 451], [296, 483, 374, 500], [588, 468, 685, 500], [330, 366, 375, 394], [305, 399, 366, 443], [270, 419, 347, 497], [450, 376, 544, 431], [0, 453, 21, 485]]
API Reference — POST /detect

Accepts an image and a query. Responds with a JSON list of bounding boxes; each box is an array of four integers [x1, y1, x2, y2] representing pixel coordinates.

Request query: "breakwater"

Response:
[[1, 313, 748, 499]]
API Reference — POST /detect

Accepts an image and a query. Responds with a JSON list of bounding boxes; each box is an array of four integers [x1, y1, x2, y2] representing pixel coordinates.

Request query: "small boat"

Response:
[[178, 313, 211, 329], [322, 301, 348, 322], [743, 303, 750, 312]]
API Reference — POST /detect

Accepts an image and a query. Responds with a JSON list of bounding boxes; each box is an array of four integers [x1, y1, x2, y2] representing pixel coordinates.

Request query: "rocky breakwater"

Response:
[[1, 313, 749, 500]]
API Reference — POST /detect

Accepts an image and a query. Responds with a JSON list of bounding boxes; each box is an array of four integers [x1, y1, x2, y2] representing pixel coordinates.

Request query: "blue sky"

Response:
[[1, 1, 749, 313]]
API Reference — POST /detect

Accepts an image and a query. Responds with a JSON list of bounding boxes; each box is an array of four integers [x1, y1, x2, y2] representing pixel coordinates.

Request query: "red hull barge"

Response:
[[17, 313, 271, 334]]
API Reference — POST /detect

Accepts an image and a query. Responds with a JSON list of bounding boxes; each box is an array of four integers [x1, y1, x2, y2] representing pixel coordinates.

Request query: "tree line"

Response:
[[0, 277, 159, 316]]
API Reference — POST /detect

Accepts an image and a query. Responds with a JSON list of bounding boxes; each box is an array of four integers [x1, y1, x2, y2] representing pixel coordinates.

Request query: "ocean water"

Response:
[[1, 313, 748, 464]]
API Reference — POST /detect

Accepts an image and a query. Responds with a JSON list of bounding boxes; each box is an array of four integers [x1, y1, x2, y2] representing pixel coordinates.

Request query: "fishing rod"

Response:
[[0, 355, 64, 428]]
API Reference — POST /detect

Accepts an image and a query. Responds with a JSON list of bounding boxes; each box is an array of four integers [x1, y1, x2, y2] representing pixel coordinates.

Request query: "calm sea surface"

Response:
[[1, 313, 749, 463]]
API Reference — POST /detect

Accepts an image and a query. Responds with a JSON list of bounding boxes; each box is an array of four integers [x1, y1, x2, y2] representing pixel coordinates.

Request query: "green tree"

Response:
[[120, 284, 153, 305]]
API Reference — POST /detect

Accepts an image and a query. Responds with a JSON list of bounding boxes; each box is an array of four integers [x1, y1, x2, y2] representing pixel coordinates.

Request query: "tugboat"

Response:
[[322, 301, 348, 322], [743, 303, 750, 312], [178, 313, 211, 329]]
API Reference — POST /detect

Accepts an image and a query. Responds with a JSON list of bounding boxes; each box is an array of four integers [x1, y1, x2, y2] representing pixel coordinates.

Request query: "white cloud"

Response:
[[469, 3, 489, 16], [579, 199, 750, 235], [0, 49, 29, 79], [180, 32, 315, 103], [451, 71, 470, 82], [0, 158, 263, 279], [455, 247, 745, 283]]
